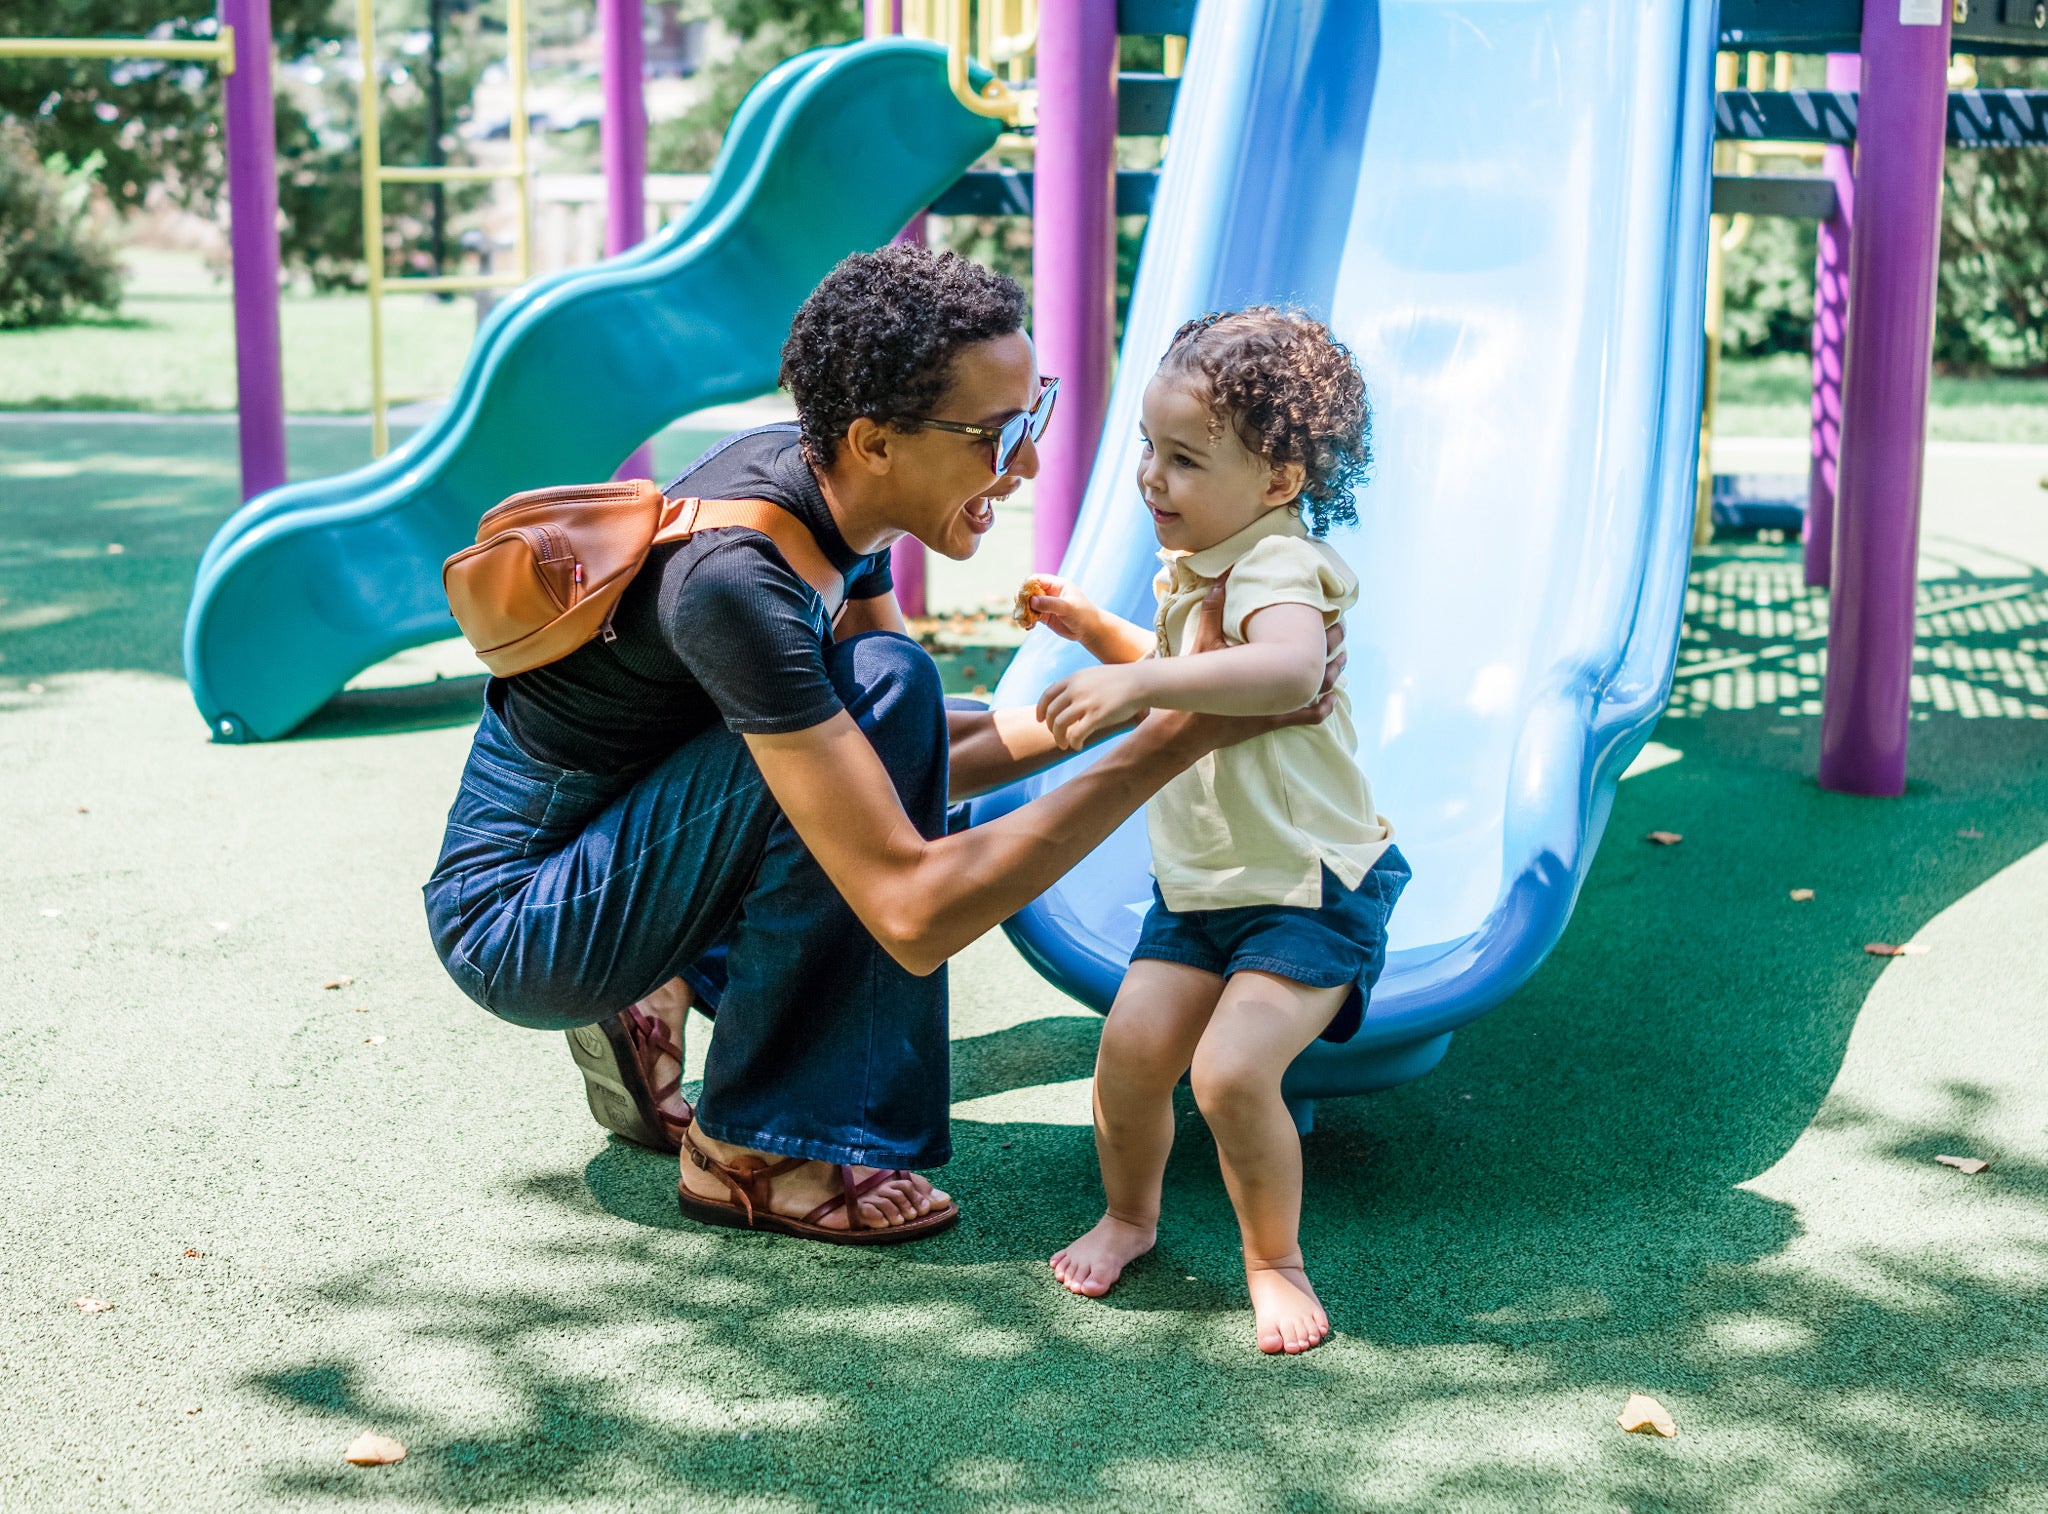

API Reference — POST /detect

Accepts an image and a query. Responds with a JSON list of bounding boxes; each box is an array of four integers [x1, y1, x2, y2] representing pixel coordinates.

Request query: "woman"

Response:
[[423, 246, 1341, 1245]]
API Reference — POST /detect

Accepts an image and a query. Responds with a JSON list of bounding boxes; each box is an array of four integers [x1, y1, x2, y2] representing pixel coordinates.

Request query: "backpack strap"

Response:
[[655, 496, 847, 621]]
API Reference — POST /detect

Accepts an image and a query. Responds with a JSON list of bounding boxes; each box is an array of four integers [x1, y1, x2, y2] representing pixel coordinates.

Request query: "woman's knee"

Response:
[[828, 632, 948, 821], [830, 631, 943, 727]]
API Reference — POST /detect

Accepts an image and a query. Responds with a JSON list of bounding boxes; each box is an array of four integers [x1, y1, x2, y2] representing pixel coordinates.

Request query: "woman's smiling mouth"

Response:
[[965, 485, 1018, 534]]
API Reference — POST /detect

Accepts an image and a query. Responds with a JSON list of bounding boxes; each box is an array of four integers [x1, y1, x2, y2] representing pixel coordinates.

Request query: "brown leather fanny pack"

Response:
[[443, 478, 846, 676]]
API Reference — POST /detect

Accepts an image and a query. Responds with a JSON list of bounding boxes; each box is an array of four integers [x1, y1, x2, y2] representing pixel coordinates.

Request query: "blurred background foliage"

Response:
[[0, 120, 125, 327], [1, 2, 2044, 374], [1723, 52, 2048, 374]]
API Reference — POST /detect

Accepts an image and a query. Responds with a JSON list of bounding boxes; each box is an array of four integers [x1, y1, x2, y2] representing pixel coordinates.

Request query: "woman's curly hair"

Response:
[[1158, 307, 1372, 535], [779, 245, 1028, 466]]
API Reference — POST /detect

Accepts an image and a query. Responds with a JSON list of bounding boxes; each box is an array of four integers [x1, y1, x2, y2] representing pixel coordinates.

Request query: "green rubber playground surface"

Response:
[[3, 418, 2046, 1511]]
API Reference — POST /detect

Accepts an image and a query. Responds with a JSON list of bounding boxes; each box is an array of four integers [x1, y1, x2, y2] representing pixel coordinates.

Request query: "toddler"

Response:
[[1018, 309, 1407, 1355]]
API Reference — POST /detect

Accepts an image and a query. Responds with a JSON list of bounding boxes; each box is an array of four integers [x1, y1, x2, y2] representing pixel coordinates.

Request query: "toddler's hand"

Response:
[[1013, 574, 1100, 643], [1037, 664, 1148, 750]]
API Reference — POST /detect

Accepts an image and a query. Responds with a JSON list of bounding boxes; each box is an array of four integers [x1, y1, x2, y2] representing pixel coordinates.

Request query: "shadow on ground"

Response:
[[237, 543, 2048, 1510]]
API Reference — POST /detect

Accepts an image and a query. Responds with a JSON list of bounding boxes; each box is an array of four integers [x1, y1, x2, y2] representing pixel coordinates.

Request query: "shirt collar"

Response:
[[771, 429, 865, 572], [1159, 507, 1310, 584]]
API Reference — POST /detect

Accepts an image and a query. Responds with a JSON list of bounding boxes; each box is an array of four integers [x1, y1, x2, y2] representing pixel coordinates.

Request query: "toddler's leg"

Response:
[[1051, 960, 1223, 1298], [1189, 971, 1350, 1354]]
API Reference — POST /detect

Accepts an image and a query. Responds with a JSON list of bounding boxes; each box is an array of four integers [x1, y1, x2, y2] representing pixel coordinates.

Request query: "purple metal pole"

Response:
[[603, 0, 655, 480], [220, 0, 287, 500], [1030, 0, 1117, 574], [1805, 51, 1859, 589], [889, 190, 932, 613], [1818, 2, 1950, 796]]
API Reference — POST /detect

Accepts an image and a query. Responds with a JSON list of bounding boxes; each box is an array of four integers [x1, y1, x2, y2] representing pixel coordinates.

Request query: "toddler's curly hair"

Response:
[[1158, 307, 1371, 535]]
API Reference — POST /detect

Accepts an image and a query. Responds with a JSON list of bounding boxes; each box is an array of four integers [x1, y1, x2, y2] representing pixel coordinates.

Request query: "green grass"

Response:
[[1719, 352, 2048, 443], [0, 249, 479, 414]]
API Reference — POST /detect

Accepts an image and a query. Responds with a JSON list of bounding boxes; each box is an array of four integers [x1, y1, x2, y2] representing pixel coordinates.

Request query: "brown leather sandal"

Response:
[[676, 1125, 960, 1246], [565, 1003, 693, 1154]]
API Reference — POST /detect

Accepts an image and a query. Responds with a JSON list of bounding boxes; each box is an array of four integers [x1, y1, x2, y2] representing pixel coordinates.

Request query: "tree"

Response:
[[0, 1, 336, 212], [647, 0, 860, 172], [0, 120, 124, 327], [1, 1, 496, 291], [1936, 54, 2048, 374]]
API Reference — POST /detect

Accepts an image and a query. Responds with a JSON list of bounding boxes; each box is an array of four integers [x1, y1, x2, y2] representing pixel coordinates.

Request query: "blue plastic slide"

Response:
[[974, 0, 1717, 1107], [184, 40, 1000, 742]]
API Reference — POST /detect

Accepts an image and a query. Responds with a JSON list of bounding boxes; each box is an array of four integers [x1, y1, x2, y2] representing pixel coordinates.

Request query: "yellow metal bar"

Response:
[[508, 0, 531, 283], [864, 0, 894, 35], [947, 0, 1026, 122], [0, 33, 235, 74], [377, 164, 522, 184], [385, 273, 525, 293], [1697, 50, 1740, 547], [991, 0, 1037, 70], [357, 0, 389, 458], [1164, 34, 1186, 78]]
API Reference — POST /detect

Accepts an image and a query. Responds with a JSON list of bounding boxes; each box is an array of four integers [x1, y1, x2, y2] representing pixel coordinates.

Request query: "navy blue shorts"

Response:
[[1130, 847, 1410, 1042]]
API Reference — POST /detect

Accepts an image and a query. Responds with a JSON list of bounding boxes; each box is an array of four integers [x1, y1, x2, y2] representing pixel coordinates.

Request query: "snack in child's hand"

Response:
[[1013, 575, 1055, 629]]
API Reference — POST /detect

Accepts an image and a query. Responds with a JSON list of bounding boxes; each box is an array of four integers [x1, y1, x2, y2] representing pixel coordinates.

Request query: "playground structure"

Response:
[[100, 0, 2044, 1114], [1, 2, 285, 501], [354, 0, 535, 459]]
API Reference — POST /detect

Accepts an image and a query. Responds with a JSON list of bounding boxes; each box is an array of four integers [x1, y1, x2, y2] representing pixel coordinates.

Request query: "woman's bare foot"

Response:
[[1245, 1257, 1330, 1354], [678, 1126, 952, 1231], [1050, 1213, 1157, 1297]]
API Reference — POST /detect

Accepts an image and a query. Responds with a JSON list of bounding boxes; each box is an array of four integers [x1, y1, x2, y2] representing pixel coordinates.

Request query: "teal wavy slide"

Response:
[[972, 0, 1719, 1111], [184, 39, 1001, 742]]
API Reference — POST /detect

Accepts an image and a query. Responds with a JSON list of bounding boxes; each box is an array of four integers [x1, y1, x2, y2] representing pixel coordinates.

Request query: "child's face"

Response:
[[1136, 375, 1304, 555]]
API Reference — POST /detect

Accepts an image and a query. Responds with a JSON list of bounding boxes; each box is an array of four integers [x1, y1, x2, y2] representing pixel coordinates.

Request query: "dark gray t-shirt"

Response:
[[493, 425, 894, 773]]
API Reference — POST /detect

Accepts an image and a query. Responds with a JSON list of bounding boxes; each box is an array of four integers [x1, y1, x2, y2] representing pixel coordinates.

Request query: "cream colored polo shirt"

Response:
[[1147, 507, 1394, 912]]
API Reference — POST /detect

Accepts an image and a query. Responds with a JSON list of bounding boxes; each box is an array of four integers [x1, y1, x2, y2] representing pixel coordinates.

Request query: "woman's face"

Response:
[[886, 329, 1042, 561]]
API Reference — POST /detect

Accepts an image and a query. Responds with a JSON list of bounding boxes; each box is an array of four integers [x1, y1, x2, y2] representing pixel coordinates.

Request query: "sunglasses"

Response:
[[907, 376, 1059, 475]]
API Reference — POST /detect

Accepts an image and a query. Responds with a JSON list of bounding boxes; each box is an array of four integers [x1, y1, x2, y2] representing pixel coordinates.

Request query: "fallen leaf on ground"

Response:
[[74, 1297, 113, 1313], [1935, 1154, 1990, 1174], [106, 543, 125, 555], [1865, 942, 1931, 957], [1617, 1394, 1676, 1437], [364, 1035, 385, 1046], [26, 682, 44, 694], [184, 1406, 200, 1415], [1646, 831, 1683, 846], [322, 976, 354, 990], [182, 1249, 203, 1258], [75, 806, 89, 814], [209, 921, 230, 932], [39, 909, 61, 918], [351, 1006, 368, 1014], [344, 1432, 407, 1466], [1957, 827, 1984, 839], [1789, 888, 1815, 901]]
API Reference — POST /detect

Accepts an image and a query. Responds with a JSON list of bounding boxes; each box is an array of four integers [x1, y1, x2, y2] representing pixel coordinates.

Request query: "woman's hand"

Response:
[[1037, 663, 1153, 750]]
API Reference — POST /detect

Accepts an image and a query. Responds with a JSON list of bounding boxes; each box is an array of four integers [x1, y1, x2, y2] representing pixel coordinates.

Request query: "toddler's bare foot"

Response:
[[1246, 1257, 1330, 1355], [1050, 1214, 1156, 1297]]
